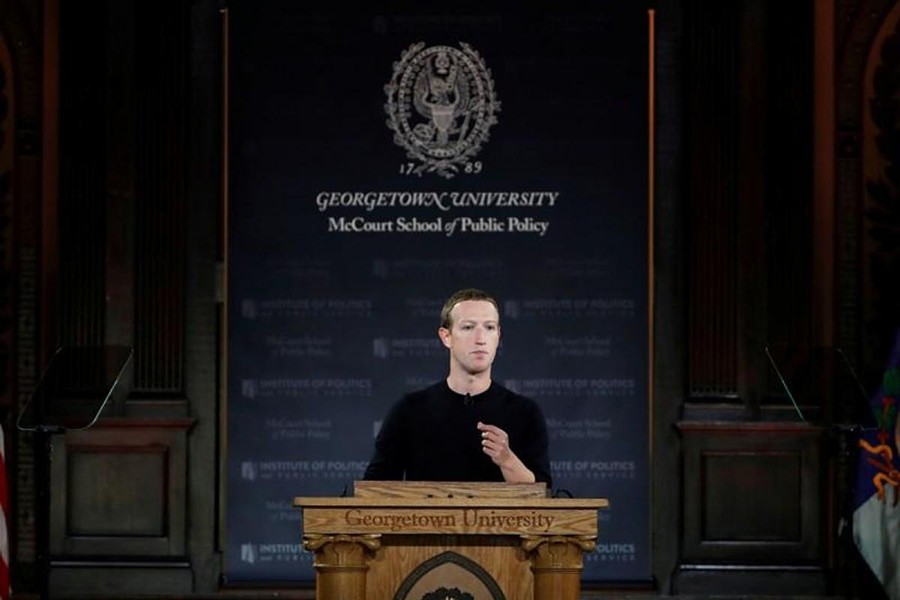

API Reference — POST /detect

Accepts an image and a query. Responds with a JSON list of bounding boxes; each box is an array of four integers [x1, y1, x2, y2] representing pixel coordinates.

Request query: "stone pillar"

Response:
[[522, 535, 596, 600], [303, 533, 381, 600]]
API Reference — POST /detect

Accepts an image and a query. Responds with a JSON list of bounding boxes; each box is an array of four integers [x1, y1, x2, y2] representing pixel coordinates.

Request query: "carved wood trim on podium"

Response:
[[522, 534, 596, 600], [303, 534, 381, 600], [295, 481, 608, 600]]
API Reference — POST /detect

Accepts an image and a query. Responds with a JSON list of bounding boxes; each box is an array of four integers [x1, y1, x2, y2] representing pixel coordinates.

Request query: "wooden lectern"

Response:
[[294, 481, 608, 600]]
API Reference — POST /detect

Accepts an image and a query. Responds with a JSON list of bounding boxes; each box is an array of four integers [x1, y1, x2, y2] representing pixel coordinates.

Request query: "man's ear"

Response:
[[438, 326, 452, 348]]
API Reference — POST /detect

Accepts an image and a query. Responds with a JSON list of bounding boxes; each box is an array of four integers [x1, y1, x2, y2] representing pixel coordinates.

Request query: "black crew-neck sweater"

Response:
[[363, 380, 552, 486]]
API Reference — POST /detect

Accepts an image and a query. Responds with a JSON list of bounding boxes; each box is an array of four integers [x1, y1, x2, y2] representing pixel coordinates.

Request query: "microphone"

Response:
[[463, 393, 472, 406]]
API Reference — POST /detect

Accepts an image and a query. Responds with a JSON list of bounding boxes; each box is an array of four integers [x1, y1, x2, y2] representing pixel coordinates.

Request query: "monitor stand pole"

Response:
[[34, 424, 63, 600]]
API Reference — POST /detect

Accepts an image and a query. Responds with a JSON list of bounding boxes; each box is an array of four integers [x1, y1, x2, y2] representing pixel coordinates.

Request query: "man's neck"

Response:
[[446, 371, 492, 396]]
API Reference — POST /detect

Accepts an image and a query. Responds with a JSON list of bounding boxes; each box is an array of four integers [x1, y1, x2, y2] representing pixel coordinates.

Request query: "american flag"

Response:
[[0, 423, 9, 600]]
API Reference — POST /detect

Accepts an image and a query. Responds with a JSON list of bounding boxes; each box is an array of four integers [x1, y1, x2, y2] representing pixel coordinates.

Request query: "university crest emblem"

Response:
[[385, 42, 500, 178], [421, 588, 474, 600]]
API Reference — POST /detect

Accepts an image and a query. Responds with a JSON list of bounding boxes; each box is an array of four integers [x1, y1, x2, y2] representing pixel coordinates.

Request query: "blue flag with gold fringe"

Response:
[[853, 333, 900, 600]]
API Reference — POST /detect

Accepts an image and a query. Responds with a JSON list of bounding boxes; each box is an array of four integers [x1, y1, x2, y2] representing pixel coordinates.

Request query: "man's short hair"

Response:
[[440, 288, 500, 329]]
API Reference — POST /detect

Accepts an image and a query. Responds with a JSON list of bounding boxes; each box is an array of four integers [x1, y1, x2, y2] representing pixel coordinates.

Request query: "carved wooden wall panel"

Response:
[[684, 1, 815, 412], [49, 420, 191, 560], [835, 0, 900, 387], [56, 0, 107, 348], [684, 0, 739, 399], [1, 0, 50, 576], [0, 26, 16, 415], [39, 0, 199, 595], [133, 0, 189, 396], [763, 1, 813, 356], [64, 447, 167, 537], [861, 3, 900, 383], [676, 422, 826, 594], [700, 452, 801, 542], [680, 423, 824, 563], [676, 1, 829, 596], [1, 0, 220, 594]]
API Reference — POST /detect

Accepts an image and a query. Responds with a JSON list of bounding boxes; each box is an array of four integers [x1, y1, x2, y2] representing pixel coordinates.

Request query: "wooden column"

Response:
[[303, 534, 381, 600], [522, 535, 596, 600]]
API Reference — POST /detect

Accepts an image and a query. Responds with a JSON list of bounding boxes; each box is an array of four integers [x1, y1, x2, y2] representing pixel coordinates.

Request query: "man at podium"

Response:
[[364, 288, 552, 486]]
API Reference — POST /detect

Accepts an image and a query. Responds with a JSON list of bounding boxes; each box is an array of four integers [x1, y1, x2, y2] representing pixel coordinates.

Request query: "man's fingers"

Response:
[[478, 423, 512, 465], [481, 434, 508, 450], [482, 437, 511, 461], [479, 425, 509, 444], [477, 422, 504, 435]]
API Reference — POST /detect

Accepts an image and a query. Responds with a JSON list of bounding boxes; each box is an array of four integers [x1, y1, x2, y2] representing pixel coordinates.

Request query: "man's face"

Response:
[[438, 299, 501, 375]]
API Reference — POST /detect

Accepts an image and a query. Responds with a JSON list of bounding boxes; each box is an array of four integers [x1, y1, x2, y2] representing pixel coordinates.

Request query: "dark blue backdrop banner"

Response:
[[226, 1, 650, 583]]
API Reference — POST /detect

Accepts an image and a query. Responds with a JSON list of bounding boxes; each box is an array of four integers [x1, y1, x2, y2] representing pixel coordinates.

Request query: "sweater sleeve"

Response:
[[363, 397, 407, 480], [521, 400, 553, 488]]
